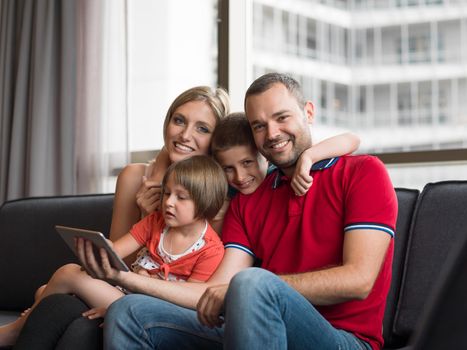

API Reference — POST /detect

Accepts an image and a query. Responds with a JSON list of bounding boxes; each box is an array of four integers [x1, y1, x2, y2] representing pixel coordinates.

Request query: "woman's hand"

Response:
[[76, 238, 122, 285], [135, 176, 162, 216], [82, 307, 107, 320]]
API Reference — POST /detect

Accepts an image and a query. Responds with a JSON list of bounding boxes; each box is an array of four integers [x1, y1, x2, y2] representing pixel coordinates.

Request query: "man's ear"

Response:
[[304, 101, 314, 124]]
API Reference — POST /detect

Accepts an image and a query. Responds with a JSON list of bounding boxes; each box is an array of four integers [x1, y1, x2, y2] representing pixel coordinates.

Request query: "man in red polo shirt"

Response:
[[98, 72, 396, 350], [197, 73, 397, 350]]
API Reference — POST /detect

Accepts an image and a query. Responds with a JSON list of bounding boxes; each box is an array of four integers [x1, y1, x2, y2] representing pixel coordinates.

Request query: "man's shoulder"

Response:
[[339, 154, 381, 164], [335, 154, 386, 173], [314, 155, 392, 192]]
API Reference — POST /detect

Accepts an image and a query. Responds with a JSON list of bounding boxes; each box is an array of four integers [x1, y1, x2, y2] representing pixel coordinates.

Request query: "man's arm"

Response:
[[281, 229, 391, 305], [77, 239, 253, 310]]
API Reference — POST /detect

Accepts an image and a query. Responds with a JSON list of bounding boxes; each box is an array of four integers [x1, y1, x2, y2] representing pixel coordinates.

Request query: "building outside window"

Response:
[[236, 0, 467, 189]]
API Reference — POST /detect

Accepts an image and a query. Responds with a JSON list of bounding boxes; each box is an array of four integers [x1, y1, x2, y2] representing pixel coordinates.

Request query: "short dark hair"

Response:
[[210, 112, 256, 159], [244, 73, 306, 110], [161, 155, 227, 221]]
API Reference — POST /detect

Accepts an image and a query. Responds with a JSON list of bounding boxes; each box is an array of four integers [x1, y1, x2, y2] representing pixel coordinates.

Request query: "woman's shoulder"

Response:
[[114, 163, 150, 197], [118, 163, 148, 183]]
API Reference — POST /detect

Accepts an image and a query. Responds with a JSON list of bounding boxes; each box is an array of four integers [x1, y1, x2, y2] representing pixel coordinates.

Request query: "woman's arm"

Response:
[[291, 132, 360, 196], [77, 243, 253, 311], [135, 148, 171, 214], [148, 147, 170, 183], [109, 163, 147, 242]]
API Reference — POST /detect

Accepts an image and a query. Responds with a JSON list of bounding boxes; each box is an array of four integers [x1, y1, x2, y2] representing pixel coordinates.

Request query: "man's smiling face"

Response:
[[245, 83, 314, 176]]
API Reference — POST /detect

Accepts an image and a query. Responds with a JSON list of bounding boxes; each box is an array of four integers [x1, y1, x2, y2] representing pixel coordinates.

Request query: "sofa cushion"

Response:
[[392, 181, 467, 339], [408, 222, 467, 350], [0, 194, 114, 311]]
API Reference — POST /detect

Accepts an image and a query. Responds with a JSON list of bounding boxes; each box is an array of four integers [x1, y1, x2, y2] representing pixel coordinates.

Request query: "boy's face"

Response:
[[216, 145, 269, 195]]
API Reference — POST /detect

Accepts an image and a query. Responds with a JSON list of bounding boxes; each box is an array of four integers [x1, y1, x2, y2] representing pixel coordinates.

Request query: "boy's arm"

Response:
[[291, 132, 360, 196]]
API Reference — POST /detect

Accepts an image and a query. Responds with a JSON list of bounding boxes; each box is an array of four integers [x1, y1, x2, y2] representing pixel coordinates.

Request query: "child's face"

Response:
[[216, 145, 269, 195], [162, 174, 197, 227]]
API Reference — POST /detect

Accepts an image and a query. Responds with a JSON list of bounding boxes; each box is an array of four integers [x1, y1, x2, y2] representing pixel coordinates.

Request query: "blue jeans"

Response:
[[104, 268, 372, 350], [104, 295, 223, 350]]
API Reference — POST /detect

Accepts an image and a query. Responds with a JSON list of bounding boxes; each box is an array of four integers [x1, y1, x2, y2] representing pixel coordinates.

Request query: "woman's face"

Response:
[[165, 100, 217, 163]]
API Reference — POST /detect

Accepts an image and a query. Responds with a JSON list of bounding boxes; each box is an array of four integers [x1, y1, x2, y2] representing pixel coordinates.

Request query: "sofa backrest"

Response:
[[383, 187, 419, 348], [392, 181, 467, 341], [410, 223, 467, 350], [0, 194, 114, 310]]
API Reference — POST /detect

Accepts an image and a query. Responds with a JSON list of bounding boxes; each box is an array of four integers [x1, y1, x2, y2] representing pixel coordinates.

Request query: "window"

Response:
[[226, 0, 467, 189], [127, 0, 218, 153]]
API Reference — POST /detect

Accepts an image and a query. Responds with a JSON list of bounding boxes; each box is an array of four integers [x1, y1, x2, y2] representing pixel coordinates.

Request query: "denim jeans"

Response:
[[104, 295, 223, 350], [104, 268, 371, 350]]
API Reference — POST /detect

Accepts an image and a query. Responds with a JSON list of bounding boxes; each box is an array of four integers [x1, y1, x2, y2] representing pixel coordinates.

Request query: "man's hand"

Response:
[[291, 154, 313, 196], [196, 284, 229, 328], [76, 238, 122, 285], [136, 176, 162, 216]]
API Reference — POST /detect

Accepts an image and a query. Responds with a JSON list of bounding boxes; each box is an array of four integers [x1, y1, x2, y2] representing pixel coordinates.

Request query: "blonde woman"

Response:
[[111, 86, 231, 249], [13, 86, 230, 350]]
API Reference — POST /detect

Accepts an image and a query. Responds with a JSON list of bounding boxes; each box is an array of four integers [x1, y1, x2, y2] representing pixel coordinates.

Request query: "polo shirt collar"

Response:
[[272, 157, 340, 189]]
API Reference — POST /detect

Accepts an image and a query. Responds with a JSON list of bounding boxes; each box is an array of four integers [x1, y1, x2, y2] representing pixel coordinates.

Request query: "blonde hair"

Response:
[[163, 86, 231, 141], [161, 155, 228, 221]]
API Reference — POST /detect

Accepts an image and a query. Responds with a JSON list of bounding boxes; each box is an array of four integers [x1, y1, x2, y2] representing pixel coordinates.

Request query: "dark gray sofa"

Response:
[[0, 181, 466, 349], [0, 194, 114, 325]]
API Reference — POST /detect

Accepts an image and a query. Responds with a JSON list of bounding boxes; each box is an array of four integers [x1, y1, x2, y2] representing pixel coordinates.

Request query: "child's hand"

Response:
[[136, 176, 162, 216], [83, 307, 107, 320], [291, 155, 313, 196]]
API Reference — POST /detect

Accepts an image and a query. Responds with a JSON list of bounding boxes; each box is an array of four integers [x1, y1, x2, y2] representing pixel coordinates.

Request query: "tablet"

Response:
[[55, 225, 129, 272]]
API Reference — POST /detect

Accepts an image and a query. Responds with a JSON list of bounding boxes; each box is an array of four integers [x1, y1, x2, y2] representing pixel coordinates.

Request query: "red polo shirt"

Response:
[[222, 155, 397, 350]]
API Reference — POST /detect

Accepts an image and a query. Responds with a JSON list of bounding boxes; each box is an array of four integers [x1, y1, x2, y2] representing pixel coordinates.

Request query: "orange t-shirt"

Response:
[[130, 212, 224, 281]]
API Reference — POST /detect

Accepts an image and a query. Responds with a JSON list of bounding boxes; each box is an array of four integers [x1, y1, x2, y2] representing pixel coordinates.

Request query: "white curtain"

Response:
[[75, 0, 129, 194]]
